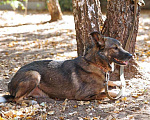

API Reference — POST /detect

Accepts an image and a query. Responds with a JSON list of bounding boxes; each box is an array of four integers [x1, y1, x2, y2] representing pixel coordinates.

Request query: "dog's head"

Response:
[[85, 31, 132, 71]]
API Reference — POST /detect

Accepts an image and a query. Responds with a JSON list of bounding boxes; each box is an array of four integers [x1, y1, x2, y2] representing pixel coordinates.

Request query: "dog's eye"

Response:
[[114, 47, 118, 50]]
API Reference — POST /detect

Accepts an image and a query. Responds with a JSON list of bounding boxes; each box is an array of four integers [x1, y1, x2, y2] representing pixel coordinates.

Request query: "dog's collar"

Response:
[[83, 57, 108, 73], [92, 63, 108, 73]]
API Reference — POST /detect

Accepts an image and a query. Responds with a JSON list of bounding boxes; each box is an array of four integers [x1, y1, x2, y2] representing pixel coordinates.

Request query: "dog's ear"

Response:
[[90, 31, 105, 47]]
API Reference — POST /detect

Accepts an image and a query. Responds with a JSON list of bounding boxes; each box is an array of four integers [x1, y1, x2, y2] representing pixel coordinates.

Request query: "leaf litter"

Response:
[[0, 10, 150, 119]]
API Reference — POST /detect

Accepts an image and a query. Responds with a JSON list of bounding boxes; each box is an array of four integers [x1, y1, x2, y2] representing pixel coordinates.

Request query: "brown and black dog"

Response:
[[0, 31, 132, 103]]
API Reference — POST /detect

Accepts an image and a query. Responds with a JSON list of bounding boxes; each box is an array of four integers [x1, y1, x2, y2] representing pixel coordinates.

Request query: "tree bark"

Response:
[[72, 0, 103, 56], [102, 0, 139, 54], [102, 0, 141, 80], [47, 0, 63, 22]]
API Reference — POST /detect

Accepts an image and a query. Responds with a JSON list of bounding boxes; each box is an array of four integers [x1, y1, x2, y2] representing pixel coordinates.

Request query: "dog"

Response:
[[0, 31, 132, 103]]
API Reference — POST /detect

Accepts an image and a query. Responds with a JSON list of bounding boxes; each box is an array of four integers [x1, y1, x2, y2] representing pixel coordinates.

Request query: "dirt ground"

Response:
[[0, 10, 150, 120]]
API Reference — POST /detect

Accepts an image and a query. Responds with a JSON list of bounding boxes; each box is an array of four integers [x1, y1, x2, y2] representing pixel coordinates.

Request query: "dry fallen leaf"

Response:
[[121, 97, 127, 102], [84, 101, 90, 105], [62, 99, 68, 111], [115, 100, 120, 103], [0, 116, 5, 120], [144, 100, 149, 104], [4, 111, 13, 118], [132, 93, 139, 98], [114, 111, 119, 113], [48, 111, 55, 115], [5, 52, 9, 55], [78, 101, 90, 105], [26, 116, 32, 119], [73, 105, 78, 108]]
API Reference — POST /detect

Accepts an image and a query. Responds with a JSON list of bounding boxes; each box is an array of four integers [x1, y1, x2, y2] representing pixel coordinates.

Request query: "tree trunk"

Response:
[[47, 0, 63, 22], [102, 0, 141, 80], [102, 0, 139, 54], [73, 0, 142, 79], [72, 0, 103, 56]]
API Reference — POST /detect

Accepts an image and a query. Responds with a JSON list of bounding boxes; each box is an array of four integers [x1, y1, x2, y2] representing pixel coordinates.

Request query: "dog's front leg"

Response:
[[108, 81, 122, 87], [96, 89, 121, 99], [107, 89, 121, 97]]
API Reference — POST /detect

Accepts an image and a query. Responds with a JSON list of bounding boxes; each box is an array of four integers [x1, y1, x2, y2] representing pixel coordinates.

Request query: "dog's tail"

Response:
[[0, 95, 15, 103]]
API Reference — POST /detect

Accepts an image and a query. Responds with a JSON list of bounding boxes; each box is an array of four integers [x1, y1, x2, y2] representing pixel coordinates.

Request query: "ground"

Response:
[[0, 10, 150, 120]]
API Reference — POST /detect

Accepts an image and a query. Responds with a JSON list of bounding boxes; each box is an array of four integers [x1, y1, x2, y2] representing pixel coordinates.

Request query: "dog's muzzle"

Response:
[[113, 53, 132, 66]]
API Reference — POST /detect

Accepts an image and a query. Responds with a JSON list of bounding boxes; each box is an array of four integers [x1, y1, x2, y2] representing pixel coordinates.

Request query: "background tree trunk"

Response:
[[72, 0, 103, 56], [47, 0, 63, 22], [102, 0, 141, 80]]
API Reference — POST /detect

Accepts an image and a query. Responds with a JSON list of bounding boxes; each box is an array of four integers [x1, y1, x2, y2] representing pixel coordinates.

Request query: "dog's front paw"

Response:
[[108, 81, 122, 87]]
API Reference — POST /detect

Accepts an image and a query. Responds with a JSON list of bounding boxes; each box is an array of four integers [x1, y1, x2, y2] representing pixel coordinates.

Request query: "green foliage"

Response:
[[0, 0, 27, 10], [58, 0, 72, 12]]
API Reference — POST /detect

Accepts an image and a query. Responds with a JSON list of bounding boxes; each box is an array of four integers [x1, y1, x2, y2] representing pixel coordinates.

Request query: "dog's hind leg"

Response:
[[27, 87, 55, 103], [9, 71, 41, 103]]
